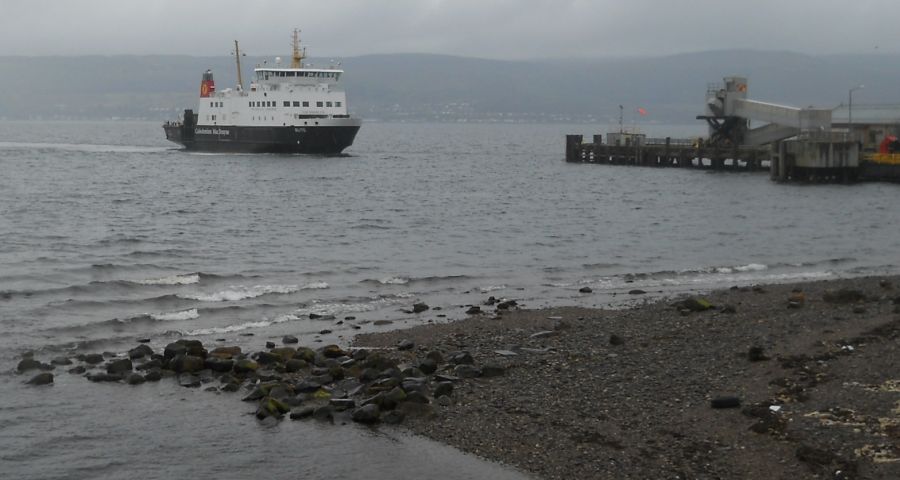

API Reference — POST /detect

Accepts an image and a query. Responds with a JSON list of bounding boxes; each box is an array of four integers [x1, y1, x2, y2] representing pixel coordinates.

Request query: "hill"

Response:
[[1, 50, 898, 122]]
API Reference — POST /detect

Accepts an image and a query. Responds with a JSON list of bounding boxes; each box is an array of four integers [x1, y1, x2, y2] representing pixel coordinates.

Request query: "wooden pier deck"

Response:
[[566, 134, 771, 171]]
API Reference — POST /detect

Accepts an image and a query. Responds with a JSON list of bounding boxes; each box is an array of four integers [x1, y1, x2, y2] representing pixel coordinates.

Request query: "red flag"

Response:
[[637, 107, 648, 116]]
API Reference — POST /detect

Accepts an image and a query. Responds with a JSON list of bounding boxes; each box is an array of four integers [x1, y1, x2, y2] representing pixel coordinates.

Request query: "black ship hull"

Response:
[[163, 122, 360, 155]]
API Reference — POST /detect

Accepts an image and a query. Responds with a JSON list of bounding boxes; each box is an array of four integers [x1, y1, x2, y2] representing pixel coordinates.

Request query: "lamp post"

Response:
[[849, 84, 864, 140]]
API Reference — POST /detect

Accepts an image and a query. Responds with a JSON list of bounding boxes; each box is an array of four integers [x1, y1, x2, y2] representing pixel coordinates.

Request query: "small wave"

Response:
[[301, 281, 330, 290], [479, 285, 507, 293], [362, 274, 470, 286], [133, 273, 200, 286], [186, 320, 272, 336], [150, 309, 199, 321], [179, 284, 300, 302], [714, 263, 768, 274], [0, 141, 170, 154]]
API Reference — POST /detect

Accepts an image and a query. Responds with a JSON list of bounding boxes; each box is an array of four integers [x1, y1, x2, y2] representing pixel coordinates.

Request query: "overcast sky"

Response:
[[0, 0, 894, 59]]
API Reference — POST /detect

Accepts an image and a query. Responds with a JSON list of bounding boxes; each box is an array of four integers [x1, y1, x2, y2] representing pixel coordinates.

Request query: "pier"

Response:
[[567, 76, 900, 182], [565, 134, 769, 171]]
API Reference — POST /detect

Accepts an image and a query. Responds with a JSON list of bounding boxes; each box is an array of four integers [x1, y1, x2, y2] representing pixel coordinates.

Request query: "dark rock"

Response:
[[496, 300, 518, 310], [721, 305, 737, 314], [710, 396, 741, 409], [318, 329, 332, 335], [233, 359, 259, 374], [397, 339, 415, 351], [135, 359, 163, 371], [823, 289, 866, 304], [453, 364, 482, 378], [447, 351, 474, 365], [143, 369, 162, 382], [748, 346, 769, 362], [321, 344, 346, 358], [382, 410, 405, 425], [437, 395, 452, 407], [418, 358, 438, 375], [294, 380, 322, 393], [128, 344, 154, 359], [330, 398, 356, 410], [137, 338, 151, 343], [852, 305, 866, 314], [87, 373, 123, 382], [465, 306, 482, 315], [253, 351, 281, 365], [209, 346, 242, 359], [282, 335, 299, 344], [434, 382, 454, 398], [434, 374, 460, 383], [403, 391, 431, 404], [26, 372, 53, 385], [308, 373, 334, 385], [106, 358, 133, 375], [125, 373, 146, 385], [312, 405, 334, 422], [203, 357, 233, 373], [295, 347, 316, 363], [352, 404, 381, 424], [256, 397, 290, 419], [265, 341, 276, 349], [383, 387, 408, 408], [579, 287, 593, 293], [169, 355, 204, 373], [609, 334, 625, 346], [163, 342, 187, 360], [68, 365, 86, 375], [425, 351, 444, 363], [673, 297, 713, 312], [178, 373, 201, 388], [412, 303, 429, 313], [220, 382, 240, 392], [481, 364, 505, 378], [285, 359, 308, 373], [401, 378, 427, 394], [309, 313, 322, 320], [628, 289, 646, 295], [290, 406, 315, 420], [242, 387, 266, 402], [373, 320, 393, 326], [17, 358, 47, 373], [50, 356, 72, 366]]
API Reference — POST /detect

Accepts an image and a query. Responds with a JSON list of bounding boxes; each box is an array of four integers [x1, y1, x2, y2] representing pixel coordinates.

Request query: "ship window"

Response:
[[283, 101, 290, 107], [211, 115, 216, 121], [210, 102, 214, 107], [336, 102, 342, 107], [293, 101, 300, 107], [335, 73, 341, 81], [326, 102, 333, 107], [316, 101, 324, 107], [303, 101, 309, 107], [248, 102, 252, 107]]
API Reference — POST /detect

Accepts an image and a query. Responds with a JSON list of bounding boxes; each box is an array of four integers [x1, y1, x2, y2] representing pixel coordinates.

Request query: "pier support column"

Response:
[[566, 135, 583, 162]]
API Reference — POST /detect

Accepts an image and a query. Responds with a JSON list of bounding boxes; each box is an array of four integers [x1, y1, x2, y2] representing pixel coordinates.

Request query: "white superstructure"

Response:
[[196, 30, 359, 130]]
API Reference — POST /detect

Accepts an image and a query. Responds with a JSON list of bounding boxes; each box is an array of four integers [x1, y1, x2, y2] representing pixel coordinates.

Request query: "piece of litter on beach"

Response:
[[494, 350, 518, 357], [769, 405, 782, 413], [841, 345, 855, 351]]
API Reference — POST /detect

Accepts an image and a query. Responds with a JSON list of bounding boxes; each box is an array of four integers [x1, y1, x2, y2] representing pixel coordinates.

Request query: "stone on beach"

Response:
[[26, 372, 54, 385], [106, 358, 133, 375]]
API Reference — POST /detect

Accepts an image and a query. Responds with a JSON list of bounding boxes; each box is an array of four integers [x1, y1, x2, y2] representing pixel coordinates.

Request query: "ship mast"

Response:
[[233, 40, 244, 90], [291, 29, 306, 69]]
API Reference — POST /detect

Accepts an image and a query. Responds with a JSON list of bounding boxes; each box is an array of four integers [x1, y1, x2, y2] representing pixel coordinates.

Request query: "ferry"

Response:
[[163, 30, 361, 154]]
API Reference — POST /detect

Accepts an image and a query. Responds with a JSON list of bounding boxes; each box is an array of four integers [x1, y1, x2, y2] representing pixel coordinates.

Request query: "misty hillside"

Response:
[[1, 50, 899, 122]]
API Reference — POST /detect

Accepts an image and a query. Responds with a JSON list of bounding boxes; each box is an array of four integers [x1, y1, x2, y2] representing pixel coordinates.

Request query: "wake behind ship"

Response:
[[163, 30, 361, 154]]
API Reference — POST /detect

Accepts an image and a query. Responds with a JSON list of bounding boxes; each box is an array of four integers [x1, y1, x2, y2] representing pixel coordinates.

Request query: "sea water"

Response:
[[1, 120, 898, 478]]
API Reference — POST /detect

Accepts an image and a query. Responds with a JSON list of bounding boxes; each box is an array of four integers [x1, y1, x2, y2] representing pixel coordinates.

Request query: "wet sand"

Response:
[[355, 275, 900, 479]]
